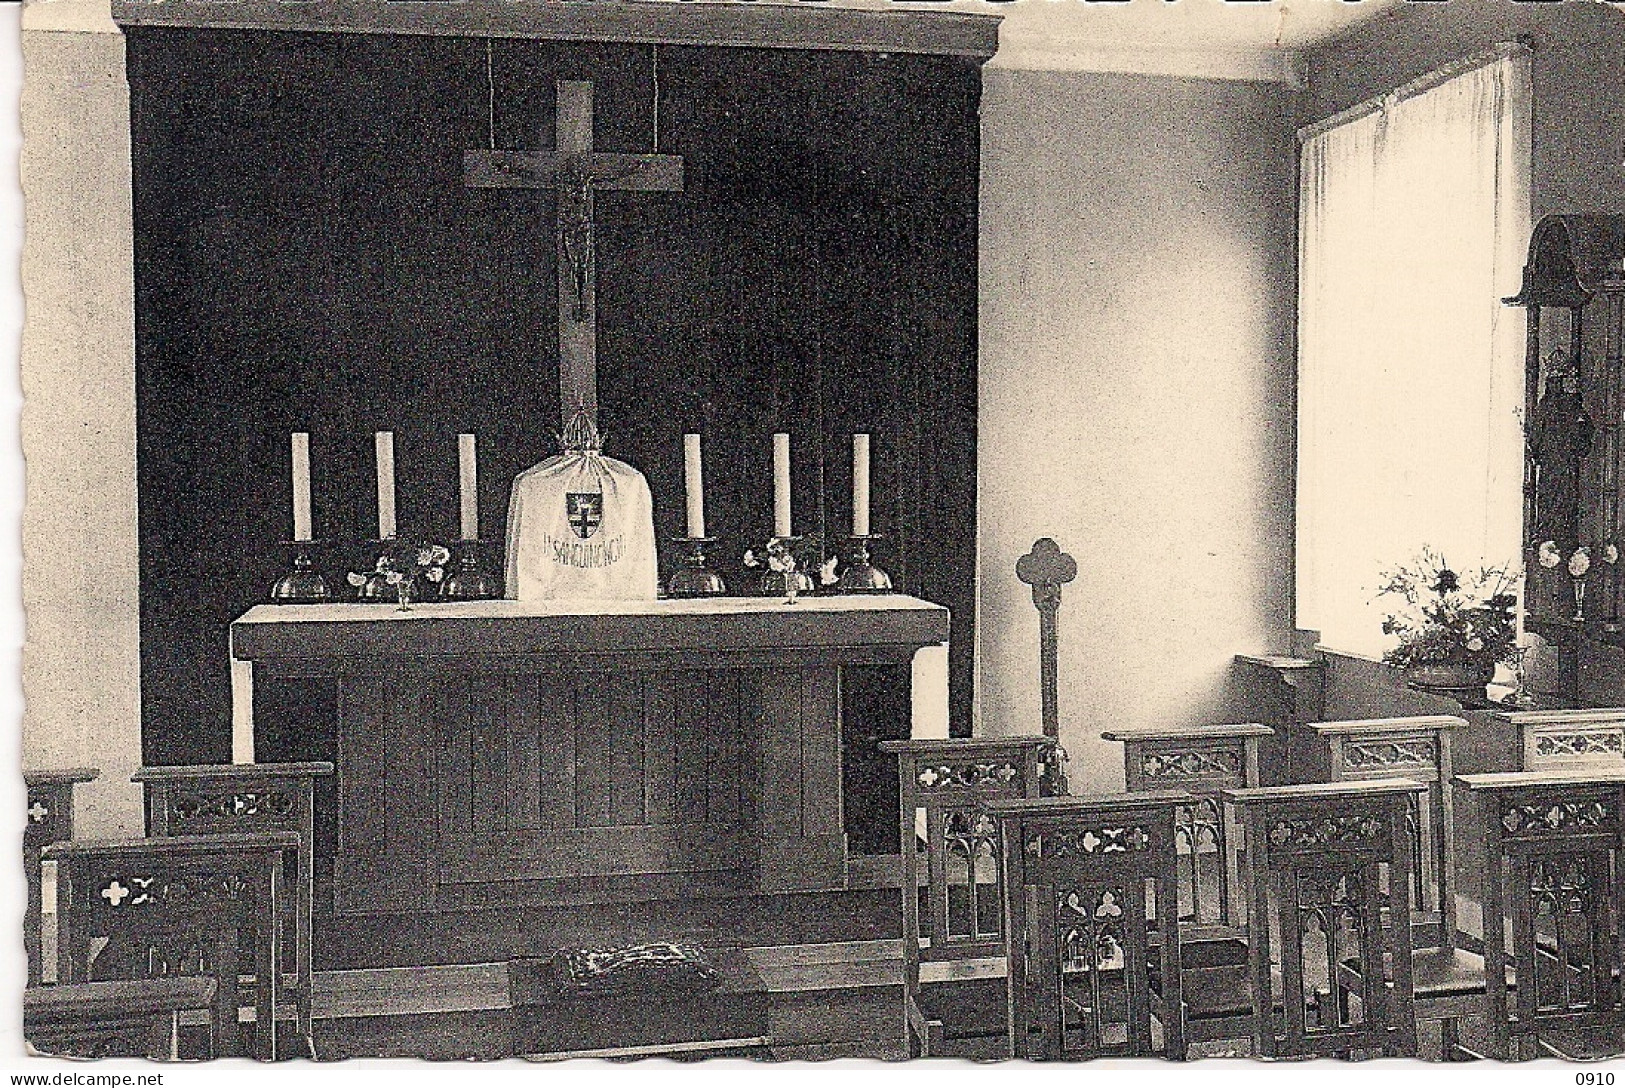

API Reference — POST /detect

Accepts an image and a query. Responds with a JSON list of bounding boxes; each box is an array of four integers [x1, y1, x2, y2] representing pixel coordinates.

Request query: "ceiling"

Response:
[[31, 0, 1405, 80], [822, 0, 1405, 80]]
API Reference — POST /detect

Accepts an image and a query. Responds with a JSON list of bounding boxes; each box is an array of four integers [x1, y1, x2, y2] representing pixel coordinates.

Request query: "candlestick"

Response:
[[683, 434, 706, 539], [458, 433, 479, 541], [837, 534, 893, 594], [290, 433, 313, 542], [666, 536, 727, 598], [772, 433, 792, 538], [375, 431, 397, 540], [440, 538, 498, 600], [852, 433, 871, 538], [270, 540, 330, 603]]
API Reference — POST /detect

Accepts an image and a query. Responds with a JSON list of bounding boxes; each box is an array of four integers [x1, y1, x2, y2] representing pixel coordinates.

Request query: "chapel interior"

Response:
[[18, 0, 1625, 1064]]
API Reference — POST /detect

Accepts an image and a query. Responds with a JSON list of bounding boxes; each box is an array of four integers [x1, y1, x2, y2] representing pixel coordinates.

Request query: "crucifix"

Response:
[[465, 79, 684, 429]]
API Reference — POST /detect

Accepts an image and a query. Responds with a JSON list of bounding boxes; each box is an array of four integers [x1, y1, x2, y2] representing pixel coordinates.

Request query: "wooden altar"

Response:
[[229, 596, 949, 914]]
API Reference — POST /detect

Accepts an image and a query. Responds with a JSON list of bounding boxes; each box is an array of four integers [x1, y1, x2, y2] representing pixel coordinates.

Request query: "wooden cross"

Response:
[[465, 80, 684, 429], [1016, 538, 1078, 744]]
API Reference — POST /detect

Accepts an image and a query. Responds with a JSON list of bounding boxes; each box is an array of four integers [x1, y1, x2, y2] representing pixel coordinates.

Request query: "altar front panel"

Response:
[[423, 667, 836, 887], [231, 597, 948, 913]]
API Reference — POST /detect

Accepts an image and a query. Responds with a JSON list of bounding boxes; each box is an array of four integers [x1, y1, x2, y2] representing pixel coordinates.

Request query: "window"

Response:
[[1296, 46, 1532, 657]]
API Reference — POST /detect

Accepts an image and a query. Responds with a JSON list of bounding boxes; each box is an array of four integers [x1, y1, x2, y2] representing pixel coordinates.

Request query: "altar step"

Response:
[[305, 941, 923, 1058], [306, 939, 998, 1060], [311, 939, 1002, 1018]]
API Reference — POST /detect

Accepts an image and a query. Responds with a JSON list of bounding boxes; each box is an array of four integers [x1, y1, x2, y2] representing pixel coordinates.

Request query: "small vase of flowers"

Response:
[[1375, 547, 1519, 694], [743, 535, 838, 604], [348, 543, 452, 611]]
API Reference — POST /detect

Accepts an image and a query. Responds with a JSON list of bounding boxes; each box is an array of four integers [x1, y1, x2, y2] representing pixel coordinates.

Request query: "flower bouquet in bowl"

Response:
[[1375, 547, 1519, 693], [348, 543, 452, 611]]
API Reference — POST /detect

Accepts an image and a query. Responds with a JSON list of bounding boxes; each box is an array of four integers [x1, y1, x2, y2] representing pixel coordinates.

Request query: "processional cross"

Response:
[[465, 80, 684, 428]]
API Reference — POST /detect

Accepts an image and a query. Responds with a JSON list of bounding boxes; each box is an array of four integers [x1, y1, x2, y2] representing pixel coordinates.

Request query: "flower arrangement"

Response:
[[1374, 547, 1520, 674], [743, 535, 839, 602], [348, 543, 452, 610], [1535, 538, 1619, 620]]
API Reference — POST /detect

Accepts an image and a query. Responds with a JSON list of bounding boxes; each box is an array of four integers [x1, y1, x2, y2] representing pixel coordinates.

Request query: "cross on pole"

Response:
[[1016, 537, 1077, 792], [465, 80, 685, 430]]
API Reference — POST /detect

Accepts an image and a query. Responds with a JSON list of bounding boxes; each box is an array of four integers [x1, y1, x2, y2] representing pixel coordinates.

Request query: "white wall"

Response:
[[21, 6, 144, 837], [976, 70, 1299, 794]]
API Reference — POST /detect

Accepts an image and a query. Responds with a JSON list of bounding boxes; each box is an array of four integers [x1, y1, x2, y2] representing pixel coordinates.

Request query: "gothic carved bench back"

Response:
[[1102, 723, 1270, 934], [984, 791, 1189, 1061], [879, 736, 1055, 1056], [880, 738, 1055, 960], [1454, 768, 1625, 1058], [133, 762, 331, 1045], [1223, 779, 1422, 1059], [44, 831, 298, 1061], [1487, 708, 1625, 771], [1301, 715, 1462, 950], [24, 768, 98, 986]]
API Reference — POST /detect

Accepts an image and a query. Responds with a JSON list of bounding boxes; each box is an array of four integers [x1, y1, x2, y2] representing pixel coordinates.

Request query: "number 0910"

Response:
[[1577, 1075, 1615, 1085]]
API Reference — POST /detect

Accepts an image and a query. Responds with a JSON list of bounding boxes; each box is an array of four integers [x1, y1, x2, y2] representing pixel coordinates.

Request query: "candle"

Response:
[[375, 431, 397, 540], [458, 433, 479, 541], [683, 433, 706, 539], [852, 433, 871, 538], [772, 432, 792, 538], [290, 432, 312, 542]]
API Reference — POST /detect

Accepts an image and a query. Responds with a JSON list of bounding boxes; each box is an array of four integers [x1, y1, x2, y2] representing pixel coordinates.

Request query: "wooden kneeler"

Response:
[[508, 942, 771, 1060]]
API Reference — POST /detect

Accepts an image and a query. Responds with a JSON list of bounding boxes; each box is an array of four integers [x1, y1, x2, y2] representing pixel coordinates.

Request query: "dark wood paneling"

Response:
[[133, 33, 981, 770], [433, 678, 471, 838], [506, 677, 541, 831], [643, 674, 675, 826], [468, 681, 506, 835], [574, 684, 613, 828], [673, 671, 709, 825], [801, 667, 842, 841], [338, 676, 385, 857], [609, 680, 646, 826], [384, 678, 423, 850], [757, 668, 803, 843], [441, 824, 753, 883], [708, 670, 741, 826], [535, 677, 576, 830]]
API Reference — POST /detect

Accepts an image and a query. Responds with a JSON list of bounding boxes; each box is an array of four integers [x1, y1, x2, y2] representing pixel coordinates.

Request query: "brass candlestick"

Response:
[[271, 541, 331, 603], [667, 536, 727, 598], [440, 539, 498, 600], [838, 534, 893, 594]]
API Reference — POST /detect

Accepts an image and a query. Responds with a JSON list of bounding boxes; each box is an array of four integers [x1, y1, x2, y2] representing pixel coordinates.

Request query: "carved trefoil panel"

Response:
[[1139, 747, 1241, 782], [1499, 799, 1616, 836], [1266, 814, 1388, 850], [916, 760, 1021, 791], [1342, 736, 1438, 771], [1532, 728, 1625, 761], [1025, 825, 1151, 859]]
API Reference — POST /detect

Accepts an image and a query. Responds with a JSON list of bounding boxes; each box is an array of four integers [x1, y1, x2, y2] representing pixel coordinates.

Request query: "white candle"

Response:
[[852, 433, 871, 538], [772, 432, 792, 538], [290, 432, 312, 542], [375, 431, 397, 540], [683, 433, 706, 538], [458, 433, 479, 541]]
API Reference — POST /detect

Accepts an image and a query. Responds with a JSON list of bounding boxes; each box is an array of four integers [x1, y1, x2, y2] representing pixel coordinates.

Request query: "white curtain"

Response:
[[1296, 49, 1532, 658]]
